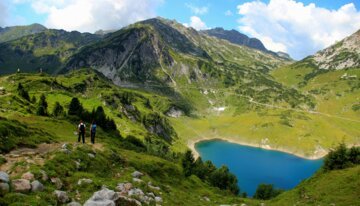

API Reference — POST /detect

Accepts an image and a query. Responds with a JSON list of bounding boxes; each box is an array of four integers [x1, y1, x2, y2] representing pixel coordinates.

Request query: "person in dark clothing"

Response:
[[78, 120, 86, 144], [90, 121, 97, 144]]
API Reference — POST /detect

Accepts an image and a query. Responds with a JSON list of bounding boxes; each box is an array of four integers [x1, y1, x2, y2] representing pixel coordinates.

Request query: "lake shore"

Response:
[[188, 137, 328, 160]]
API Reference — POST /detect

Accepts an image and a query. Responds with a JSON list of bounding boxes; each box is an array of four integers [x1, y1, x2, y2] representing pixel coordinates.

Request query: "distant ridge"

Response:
[[202, 27, 292, 60], [0, 23, 47, 43]]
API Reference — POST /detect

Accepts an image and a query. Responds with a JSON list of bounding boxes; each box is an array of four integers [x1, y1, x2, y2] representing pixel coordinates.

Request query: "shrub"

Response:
[[52, 101, 64, 117], [68, 97, 83, 116], [17, 83, 30, 101], [254, 184, 283, 200], [323, 143, 360, 171], [36, 94, 48, 116]]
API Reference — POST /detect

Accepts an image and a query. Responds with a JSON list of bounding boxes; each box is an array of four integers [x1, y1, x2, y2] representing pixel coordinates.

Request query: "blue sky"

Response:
[[1, 0, 360, 59]]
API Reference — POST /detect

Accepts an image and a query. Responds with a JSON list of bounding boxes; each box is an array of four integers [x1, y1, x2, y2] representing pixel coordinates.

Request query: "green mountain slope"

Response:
[[0, 24, 46, 43], [269, 165, 360, 206], [0, 29, 100, 75]]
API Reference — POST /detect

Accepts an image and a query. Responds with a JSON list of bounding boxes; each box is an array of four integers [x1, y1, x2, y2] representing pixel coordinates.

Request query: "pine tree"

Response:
[[36, 94, 48, 116], [68, 97, 83, 116], [182, 150, 195, 177], [53, 102, 64, 117], [17, 83, 30, 101]]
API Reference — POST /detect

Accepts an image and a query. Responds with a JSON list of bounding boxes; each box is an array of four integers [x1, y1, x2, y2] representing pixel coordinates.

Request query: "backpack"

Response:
[[91, 124, 97, 132], [79, 123, 85, 133]]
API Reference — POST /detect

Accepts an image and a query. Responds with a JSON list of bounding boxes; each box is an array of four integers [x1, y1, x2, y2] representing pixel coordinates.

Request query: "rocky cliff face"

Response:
[[313, 30, 360, 70]]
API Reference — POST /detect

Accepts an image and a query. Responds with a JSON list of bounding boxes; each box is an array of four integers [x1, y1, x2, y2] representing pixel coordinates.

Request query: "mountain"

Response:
[[312, 30, 360, 70], [201, 27, 292, 60], [0, 29, 101, 74], [0, 23, 46, 43], [202, 27, 267, 52]]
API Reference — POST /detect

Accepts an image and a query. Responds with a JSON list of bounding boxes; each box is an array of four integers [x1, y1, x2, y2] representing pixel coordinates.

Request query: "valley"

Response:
[[0, 17, 359, 205]]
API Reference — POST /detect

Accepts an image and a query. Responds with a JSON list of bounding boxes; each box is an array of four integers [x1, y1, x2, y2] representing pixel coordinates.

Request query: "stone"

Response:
[[132, 178, 143, 183], [128, 188, 144, 197], [0, 171, 9, 183], [78, 178, 93, 185], [88, 153, 96, 158], [84, 200, 115, 206], [124, 183, 133, 191], [0, 182, 9, 195], [91, 188, 118, 201], [21, 172, 35, 181], [115, 195, 142, 206], [74, 161, 81, 170], [54, 190, 70, 204], [155, 196, 163, 203], [40, 170, 48, 181], [68, 202, 82, 206], [240, 204, 247, 206], [31, 180, 44, 192], [132, 171, 144, 178], [203, 196, 210, 202], [148, 184, 161, 191], [147, 192, 155, 198], [51, 177, 63, 189], [11, 179, 31, 193]]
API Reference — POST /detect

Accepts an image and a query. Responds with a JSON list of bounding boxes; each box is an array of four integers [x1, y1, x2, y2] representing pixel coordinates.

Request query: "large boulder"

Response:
[[0, 182, 9, 195], [21, 172, 35, 181], [54, 190, 70, 204], [31, 180, 44, 192], [0, 171, 9, 183], [84, 199, 115, 206], [84, 188, 118, 206], [11, 179, 31, 193]]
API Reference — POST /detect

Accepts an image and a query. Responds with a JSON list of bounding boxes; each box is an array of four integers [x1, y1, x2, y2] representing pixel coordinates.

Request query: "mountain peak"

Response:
[[0, 23, 47, 43], [312, 29, 360, 70]]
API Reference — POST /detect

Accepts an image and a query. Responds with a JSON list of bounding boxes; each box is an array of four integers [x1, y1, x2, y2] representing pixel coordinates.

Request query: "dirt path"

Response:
[[0, 142, 105, 173]]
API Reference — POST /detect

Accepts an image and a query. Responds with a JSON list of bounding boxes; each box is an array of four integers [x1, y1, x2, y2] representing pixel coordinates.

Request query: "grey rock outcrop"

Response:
[[21, 172, 35, 181], [132, 171, 144, 178], [0, 182, 9, 195]]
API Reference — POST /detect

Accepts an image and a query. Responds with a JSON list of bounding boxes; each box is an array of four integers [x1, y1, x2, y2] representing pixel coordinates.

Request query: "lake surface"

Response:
[[195, 140, 323, 196]]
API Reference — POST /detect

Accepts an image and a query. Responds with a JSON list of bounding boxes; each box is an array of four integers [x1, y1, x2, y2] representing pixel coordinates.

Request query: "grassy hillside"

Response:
[[269, 165, 360, 206], [0, 24, 46, 43]]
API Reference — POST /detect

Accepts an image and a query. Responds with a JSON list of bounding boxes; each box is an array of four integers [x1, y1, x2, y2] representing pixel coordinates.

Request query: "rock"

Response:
[[132, 171, 144, 178], [132, 178, 143, 183], [84, 200, 115, 206], [61, 144, 68, 149], [11, 179, 31, 193], [91, 188, 118, 201], [147, 192, 155, 198], [115, 195, 142, 206], [78, 178, 93, 185], [155, 196, 163, 203], [0, 171, 9, 183], [128, 188, 144, 197], [51, 177, 63, 189], [68, 202, 82, 206], [54, 190, 70, 204], [88, 153, 95, 158], [240, 204, 247, 206], [124, 183, 133, 191], [148, 184, 161, 191], [74, 161, 81, 170], [40, 170, 48, 181], [31, 180, 44, 192], [203, 196, 210, 202], [0, 182, 9, 195], [21, 172, 35, 181]]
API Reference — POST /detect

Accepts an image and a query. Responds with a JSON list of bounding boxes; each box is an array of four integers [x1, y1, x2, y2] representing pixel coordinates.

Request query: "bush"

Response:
[[323, 143, 360, 171], [68, 97, 83, 116], [209, 165, 239, 195], [254, 184, 283, 200]]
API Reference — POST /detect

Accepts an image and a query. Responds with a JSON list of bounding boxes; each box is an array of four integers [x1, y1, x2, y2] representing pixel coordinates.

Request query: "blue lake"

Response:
[[195, 140, 323, 196]]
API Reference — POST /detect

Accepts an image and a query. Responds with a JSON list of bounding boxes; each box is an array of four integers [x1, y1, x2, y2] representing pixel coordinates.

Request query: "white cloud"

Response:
[[237, 0, 360, 59], [0, 1, 8, 26], [186, 3, 208, 15], [16, 0, 163, 32], [225, 10, 233, 16], [184, 16, 208, 30]]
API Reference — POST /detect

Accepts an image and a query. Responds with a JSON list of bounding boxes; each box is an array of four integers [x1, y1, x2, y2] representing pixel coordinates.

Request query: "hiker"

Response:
[[78, 120, 86, 144], [90, 121, 97, 144]]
